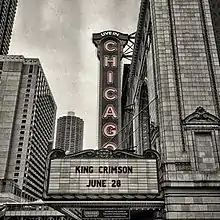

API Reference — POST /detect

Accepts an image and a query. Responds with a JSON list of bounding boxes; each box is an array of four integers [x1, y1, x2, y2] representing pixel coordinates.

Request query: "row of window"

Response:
[[13, 75, 33, 182]]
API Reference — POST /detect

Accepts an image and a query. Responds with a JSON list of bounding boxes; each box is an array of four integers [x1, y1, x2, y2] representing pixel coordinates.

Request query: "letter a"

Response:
[[103, 104, 118, 119]]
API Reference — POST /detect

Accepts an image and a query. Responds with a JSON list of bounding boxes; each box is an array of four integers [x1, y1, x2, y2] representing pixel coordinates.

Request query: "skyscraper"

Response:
[[0, 0, 18, 54], [0, 55, 57, 202], [55, 111, 84, 153]]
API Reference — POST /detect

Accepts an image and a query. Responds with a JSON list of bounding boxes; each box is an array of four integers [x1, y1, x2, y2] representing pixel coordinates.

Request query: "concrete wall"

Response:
[[0, 57, 24, 180]]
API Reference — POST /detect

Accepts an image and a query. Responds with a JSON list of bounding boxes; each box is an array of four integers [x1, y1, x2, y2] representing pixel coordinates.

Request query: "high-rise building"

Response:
[[0, 55, 57, 202], [0, 0, 18, 54], [55, 111, 84, 153], [121, 0, 220, 218]]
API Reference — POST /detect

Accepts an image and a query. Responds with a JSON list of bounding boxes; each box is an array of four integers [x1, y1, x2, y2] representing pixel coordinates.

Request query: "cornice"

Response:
[[129, 0, 148, 84]]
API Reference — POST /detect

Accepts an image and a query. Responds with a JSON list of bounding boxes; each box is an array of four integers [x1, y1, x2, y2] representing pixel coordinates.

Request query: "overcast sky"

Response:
[[9, 0, 140, 150]]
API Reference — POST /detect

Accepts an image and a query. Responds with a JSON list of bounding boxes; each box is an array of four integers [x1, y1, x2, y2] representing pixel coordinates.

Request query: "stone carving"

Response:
[[175, 162, 191, 171], [183, 106, 220, 125], [150, 121, 159, 134], [48, 148, 160, 160]]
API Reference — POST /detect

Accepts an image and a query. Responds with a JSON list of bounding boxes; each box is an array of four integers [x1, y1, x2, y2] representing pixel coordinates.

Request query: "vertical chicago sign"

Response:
[[93, 31, 128, 149]]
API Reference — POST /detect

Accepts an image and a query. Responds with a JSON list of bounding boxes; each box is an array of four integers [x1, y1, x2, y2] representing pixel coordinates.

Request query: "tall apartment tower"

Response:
[[122, 0, 220, 218], [0, 0, 18, 54], [0, 55, 57, 202], [55, 111, 84, 153]]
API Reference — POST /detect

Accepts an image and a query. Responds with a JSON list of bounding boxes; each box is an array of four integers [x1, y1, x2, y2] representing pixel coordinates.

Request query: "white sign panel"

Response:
[[48, 159, 158, 194]]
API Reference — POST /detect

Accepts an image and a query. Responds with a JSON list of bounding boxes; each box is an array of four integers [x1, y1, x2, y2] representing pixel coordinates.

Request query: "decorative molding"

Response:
[[143, 149, 160, 160], [128, 0, 149, 84], [175, 162, 191, 171], [183, 106, 220, 125], [48, 148, 160, 160], [48, 149, 66, 160], [150, 121, 159, 140], [45, 193, 164, 202]]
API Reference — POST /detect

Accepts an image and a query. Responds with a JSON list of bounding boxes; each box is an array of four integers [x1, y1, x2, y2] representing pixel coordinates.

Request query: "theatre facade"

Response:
[[120, 0, 220, 218], [43, 0, 220, 219]]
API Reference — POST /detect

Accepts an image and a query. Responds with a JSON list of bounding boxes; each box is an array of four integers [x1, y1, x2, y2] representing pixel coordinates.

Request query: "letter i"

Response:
[[107, 71, 114, 84]]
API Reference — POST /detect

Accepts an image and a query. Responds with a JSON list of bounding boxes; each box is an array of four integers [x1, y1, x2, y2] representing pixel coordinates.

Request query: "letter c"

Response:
[[104, 87, 117, 101], [104, 40, 117, 52]]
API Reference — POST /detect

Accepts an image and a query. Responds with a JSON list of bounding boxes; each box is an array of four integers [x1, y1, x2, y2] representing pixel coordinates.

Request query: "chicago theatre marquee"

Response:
[[44, 149, 163, 219], [93, 30, 126, 150], [43, 30, 164, 220], [43, 0, 220, 218]]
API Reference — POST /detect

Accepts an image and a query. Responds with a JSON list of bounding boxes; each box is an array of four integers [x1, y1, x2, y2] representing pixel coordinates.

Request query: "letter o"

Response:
[[102, 142, 117, 150]]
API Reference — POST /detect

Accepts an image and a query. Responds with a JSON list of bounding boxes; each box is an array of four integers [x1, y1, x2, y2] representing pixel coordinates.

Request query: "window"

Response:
[[15, 166, 20, 170], [29, 65, 33, 73], [20, 131, 25, 135], [23, 109, 28, 113], [25, 94, 29, 98], [25, 99, 29, 102], [16, 160, 20, 164], [17, 154, 21, 158], [194, 132, 215, 171], [24, 104, 28, 107], [14, 173, 19, 177], [20, 125, 25, 129], [23, 115, 27, 118], [27, 84, 31, 88], [18, 148, 22, 152], [21, 120, 26, 123], [19, 137, 24, 141], [26, 89, 30, 92], [28, 79, 31, 83], [13, 179, 18, 183], [18, 142, 23, 146]]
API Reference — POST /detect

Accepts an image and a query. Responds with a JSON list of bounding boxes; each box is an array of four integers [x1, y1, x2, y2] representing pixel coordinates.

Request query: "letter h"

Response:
[[104, 55, 117, 67]]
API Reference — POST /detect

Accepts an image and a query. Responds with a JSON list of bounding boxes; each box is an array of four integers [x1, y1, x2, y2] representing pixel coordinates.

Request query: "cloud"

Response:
[[9, 0, 140, 150]]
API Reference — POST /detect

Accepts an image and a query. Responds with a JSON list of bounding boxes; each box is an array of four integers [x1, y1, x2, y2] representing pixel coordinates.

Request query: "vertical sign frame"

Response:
[[93, 31, 128, 150]]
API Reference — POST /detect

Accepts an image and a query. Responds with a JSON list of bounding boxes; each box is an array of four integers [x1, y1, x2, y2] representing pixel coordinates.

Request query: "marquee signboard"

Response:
[[47, 158, 158, 195], [93, 31, 128, 150]]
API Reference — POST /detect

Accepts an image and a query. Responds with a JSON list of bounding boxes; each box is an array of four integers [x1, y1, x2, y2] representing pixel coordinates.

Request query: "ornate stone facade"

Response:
[[122, 0, 220, 218]]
